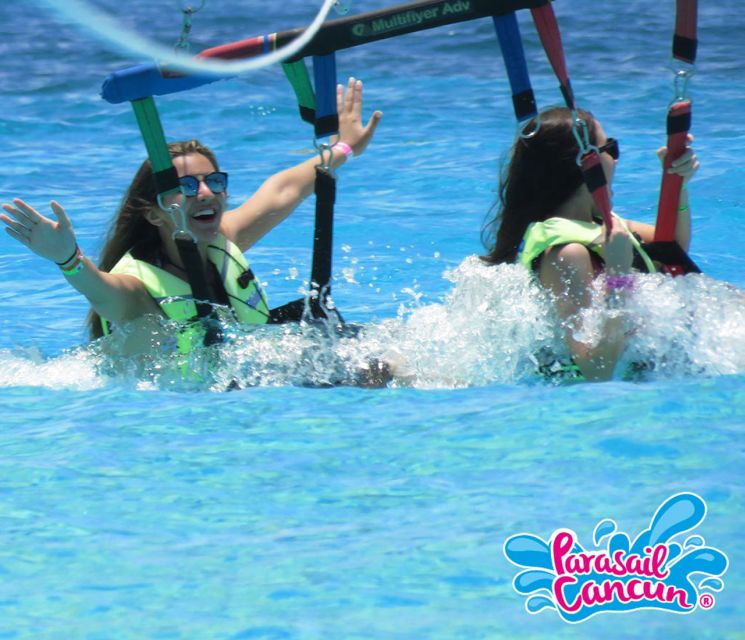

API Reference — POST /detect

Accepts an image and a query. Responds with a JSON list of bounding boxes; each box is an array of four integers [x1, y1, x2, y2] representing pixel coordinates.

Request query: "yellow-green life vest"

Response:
[[518, 214, 656, 274], [102, 234, 269, 348]]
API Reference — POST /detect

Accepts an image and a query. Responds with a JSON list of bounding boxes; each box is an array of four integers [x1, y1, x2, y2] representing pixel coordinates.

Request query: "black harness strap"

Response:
[[269, 166, 342, 324], [639, 241, 701, 275], [174, 236, 224, 345]]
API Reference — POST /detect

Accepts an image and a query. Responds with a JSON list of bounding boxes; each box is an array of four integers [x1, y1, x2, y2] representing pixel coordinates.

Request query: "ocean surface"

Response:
[[0, 0, 743, 637]]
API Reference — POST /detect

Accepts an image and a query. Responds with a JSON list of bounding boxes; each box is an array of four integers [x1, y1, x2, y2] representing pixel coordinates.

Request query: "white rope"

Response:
[[32, 0, 338, 76]]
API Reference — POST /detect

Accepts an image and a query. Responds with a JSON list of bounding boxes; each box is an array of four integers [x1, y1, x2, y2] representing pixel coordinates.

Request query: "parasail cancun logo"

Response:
[[503, 493, 728, 623]]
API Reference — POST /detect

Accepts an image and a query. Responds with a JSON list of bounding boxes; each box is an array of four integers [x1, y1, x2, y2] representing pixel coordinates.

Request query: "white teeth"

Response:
[[193, 209, 215, 219]]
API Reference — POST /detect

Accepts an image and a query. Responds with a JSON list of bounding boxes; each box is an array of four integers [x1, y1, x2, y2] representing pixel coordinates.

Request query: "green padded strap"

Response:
[[282, 60, 316, 125], [131, 97, 180, 195]]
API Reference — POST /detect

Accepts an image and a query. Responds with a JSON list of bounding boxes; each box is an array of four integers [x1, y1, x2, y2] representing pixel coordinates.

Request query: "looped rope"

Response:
[[36, 0, 338, 77], [174, 1, 206, 52]]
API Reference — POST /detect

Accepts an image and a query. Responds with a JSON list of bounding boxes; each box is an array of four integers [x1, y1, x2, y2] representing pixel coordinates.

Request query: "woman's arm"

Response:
[[540, 227, 634, 381], [622, 135, 698, 251], [223, 77, 383, 252], [1, 198, 158, 324]]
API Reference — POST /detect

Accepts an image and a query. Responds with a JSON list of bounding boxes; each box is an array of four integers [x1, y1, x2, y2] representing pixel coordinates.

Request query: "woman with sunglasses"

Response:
[[1, 78, 382, 345], [481, 107, 698, 381]]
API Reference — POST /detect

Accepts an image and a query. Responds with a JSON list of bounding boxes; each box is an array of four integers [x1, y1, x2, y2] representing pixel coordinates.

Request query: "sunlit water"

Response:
[[0, 0, 743, 638]]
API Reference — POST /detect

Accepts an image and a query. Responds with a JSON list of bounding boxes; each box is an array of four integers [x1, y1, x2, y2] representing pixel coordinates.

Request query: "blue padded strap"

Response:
[[312, 53, 339, 138], [493, 13, 537, 122]]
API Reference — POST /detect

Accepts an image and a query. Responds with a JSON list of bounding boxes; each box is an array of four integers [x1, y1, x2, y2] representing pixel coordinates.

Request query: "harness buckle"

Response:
[[157, 193, 197, 243], [571, 113, 599, 166], [313, 137, 334, 173]]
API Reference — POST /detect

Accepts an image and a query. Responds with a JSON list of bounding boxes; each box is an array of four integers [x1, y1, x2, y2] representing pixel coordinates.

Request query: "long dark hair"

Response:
[[87, 140, 219, 339], [481, 107, 598, 264]]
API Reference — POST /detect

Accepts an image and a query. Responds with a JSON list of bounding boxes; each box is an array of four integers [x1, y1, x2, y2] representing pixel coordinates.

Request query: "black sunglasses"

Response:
[[179, 171, 229, 197], [598, 138, 619, 160]]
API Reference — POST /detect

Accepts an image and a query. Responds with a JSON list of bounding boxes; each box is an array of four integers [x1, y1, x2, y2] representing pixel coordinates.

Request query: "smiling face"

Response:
[[147, 152, 227, 243]]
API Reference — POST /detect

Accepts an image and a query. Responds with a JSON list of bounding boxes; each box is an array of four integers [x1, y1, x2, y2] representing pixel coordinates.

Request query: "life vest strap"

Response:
[[174, 237, 224, 345]]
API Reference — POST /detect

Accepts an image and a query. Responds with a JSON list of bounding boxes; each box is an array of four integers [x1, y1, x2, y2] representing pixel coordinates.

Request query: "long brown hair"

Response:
[[87, 140, 219, 339], [481, 107, 598, 264]]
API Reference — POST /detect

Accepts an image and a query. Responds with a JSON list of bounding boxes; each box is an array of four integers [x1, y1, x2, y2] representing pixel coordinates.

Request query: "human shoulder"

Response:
[[539, 241, 593, 286], [544, 242, 593, 270]]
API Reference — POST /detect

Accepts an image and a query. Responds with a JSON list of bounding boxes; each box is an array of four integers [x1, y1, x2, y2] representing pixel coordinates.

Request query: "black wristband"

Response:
[[55, 244, 80, 266]]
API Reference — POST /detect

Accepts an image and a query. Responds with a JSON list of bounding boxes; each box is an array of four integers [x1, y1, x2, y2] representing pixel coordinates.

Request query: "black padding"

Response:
[[512, 89, 537, 121], [641, 241, 702, 274], [673, 35, 697, 64], [581, 159, 607, 193], [667, 109, 692, 135], [152, 166, 180, 195]]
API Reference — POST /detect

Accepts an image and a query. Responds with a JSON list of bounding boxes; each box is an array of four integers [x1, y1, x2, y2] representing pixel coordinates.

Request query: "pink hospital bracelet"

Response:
[[333, 142, 353, 158]]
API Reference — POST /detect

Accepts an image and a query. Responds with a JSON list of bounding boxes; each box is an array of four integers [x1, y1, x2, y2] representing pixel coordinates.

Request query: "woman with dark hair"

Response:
[[1, 78, 381, 345], [482, 107, 698, 381]]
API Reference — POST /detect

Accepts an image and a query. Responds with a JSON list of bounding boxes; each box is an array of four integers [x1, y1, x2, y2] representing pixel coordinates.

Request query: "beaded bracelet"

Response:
[[606, 274, 635, 292]]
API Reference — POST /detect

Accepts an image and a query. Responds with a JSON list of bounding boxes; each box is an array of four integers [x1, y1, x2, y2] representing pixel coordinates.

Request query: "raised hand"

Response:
[[336, 77, 383, 156], [1, 198, 78, 264]]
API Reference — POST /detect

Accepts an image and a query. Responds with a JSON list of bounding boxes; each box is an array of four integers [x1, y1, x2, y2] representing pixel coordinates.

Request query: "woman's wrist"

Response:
[[333, 141, 353, 158], [678, 185, 690, 213], [55, 243, 80, 267], [58, 245, 85, 276]]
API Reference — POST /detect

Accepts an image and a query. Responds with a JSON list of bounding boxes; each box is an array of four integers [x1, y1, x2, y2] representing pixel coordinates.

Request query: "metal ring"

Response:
[[176, 0, 205, 13], [518, 112, 541, 139]]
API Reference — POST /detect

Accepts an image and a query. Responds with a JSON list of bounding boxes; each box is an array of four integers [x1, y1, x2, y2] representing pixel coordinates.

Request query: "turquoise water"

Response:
[[1, 0, 743, 637]]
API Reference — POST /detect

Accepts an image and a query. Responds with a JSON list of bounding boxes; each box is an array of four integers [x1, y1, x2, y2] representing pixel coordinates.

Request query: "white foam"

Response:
[[2, 259, 743, 389]]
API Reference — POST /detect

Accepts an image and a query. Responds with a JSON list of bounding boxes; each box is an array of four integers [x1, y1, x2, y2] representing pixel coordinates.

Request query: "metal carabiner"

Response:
[[157, 192, 197, 243], [672, 67, 695, 103], [571, 113, 598, 166], [314, 138, 334, 173]]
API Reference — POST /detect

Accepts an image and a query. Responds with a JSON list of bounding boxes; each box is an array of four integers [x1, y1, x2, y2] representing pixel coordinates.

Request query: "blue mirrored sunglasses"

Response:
[[598, 138, 619, 160], [178, 171, 229, 197]]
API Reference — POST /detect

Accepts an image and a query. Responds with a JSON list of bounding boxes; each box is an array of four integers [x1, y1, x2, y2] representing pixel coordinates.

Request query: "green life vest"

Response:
[[517, 214, 656, 274], [102, 234, 269, 347]]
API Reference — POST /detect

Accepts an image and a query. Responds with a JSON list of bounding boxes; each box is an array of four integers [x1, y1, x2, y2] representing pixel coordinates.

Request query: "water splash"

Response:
[[0, 346, 104, 390], [503, 493, 729, 623], [1, 257, 744, 390]]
